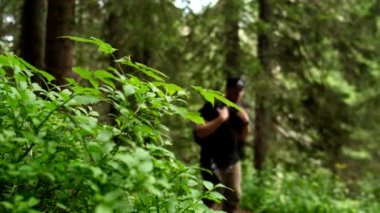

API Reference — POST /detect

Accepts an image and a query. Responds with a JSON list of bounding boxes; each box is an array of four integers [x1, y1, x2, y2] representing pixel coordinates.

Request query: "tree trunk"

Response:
[[0, 0, 10, 46], [254, 0, 271, 171], [224, 0, 240, 76], [45, 0, 76, 85], [20, 0, 47, 70]]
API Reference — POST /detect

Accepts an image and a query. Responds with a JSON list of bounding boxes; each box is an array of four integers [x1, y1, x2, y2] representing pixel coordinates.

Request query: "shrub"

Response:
[[240, 161, 380, 213], [0, 37, 225, 212]]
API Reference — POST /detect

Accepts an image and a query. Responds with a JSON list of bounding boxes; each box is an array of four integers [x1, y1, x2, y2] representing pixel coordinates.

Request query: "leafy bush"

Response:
[[240, 161, 380, 213], [0, 37, 224, 212]]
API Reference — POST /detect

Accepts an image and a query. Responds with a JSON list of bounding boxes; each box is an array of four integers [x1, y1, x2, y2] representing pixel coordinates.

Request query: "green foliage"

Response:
[[192, 86, 241, 110], [240, 161, 380, 213], [0, 37, 225, 212], [60, 36, 117, 54]]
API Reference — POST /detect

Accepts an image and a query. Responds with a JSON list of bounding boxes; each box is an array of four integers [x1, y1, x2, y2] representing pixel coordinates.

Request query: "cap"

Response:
[[226, 76, 245, 89]]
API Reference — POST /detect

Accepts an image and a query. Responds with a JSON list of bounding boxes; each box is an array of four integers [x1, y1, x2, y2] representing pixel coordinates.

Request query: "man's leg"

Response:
[[218, 161, 241, 213]]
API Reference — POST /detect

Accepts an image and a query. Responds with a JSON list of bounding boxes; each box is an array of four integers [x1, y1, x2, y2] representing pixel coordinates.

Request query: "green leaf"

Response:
[[60, 36, 94, 44], [136, 63, 167, 82], [90, 37, 117, 54], [0, 55, 10, 67], [97, 129, 113, 142], [138, 161, 153, 172], [116, 57, 167, 81], [95, 70, 116, 79], [65, 77, 77, 85], [27, 197, 40, 207], [90, 166, 103, 178], [18, 57, 55, 82], [102, 78, 116, 89], [154, 82, 183, 95], [0, 201, 13, 209], [183, 111, 204, 124], [193, 86, 241, 110], [61, 36, 117, 54], [72, 67, 93, 80], [95, 204, 112, 213], [203, 181, 214, 191], [56, 203, 69, 210], [88, 143, 103, 155], [89, 79, 99, 89], [208, 191, 225, 201], [174, 107, 204, 124], [123, 84, 136, 96], [74, 95, 100, 105], [193, 86, 215, 105]]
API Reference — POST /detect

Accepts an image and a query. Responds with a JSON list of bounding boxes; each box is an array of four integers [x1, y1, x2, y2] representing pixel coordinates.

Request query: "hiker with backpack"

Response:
[[194, 77, 250, 213]]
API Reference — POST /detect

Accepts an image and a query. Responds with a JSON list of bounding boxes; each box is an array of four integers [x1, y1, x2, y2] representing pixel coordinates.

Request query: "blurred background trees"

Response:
[[1, 0, 380, 211]]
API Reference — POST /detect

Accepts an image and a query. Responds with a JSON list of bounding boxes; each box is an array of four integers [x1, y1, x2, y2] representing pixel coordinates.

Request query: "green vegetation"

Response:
[[240, 161, 380, 213], [0, 38, 227, 212], [1, 0, 380, 212]]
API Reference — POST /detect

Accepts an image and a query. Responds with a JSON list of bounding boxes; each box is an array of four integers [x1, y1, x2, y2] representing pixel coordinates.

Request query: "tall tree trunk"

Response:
[[0, 0, 9, 45], [20, 0, 47, 70], [104, 10, 125, 68], [224, 0, 240, 76], [45, 0, 76, 85], [254, 0, 271, 171]]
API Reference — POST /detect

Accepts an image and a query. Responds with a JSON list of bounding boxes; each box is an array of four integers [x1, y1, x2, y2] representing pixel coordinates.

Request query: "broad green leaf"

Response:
[[208, 191, 225, 201], [203, 181, 214, 191], [61, 36, 117, 54], [72, 67, 93, 80], [95, 204, 112, 213], [89, 79, 99, 89], [90, 166, 103, 178], [0, 201, 13, 209], [0, 55, 10, 67], [193, 86, 241, 110], [138, 161, 153, 172], [27, 197, 40, 207], [193, 86, 215, 105], [102, 78, 116, 89], [65, 77, 77, 85], [173, 107, 204, 124], [154, 82, 183, 95], [97, 129, 113, 142], [74, 95, 100, 105], [183, 111, 204, 124], [90, 37, 117, 54], [123, 84, 136, 96], [88, 143, 103, 155], [18, 57, 55, 82], [95, 70, 116, 79]]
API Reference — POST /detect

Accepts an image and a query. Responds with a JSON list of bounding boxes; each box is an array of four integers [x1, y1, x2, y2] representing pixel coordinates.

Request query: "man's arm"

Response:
[[237, 108, 250, 141], [195, 107, 229, 138]]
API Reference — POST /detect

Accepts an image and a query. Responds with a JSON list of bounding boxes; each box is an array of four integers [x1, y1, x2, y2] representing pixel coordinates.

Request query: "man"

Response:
[[194, 77, 249, 213]]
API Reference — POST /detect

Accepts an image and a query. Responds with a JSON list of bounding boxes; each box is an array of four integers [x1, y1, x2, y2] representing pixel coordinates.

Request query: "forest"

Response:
[[0, 0, 380, 212]]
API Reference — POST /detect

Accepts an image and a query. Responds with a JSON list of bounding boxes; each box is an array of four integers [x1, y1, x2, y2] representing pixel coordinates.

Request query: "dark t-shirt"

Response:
[[195, 101, 245, 169]]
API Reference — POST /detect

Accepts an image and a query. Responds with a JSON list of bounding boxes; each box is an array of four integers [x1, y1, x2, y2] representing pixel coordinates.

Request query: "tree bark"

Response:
[[224, 0, 240, 76], [20, 0, 47, 70], [45, 0, 76, 85], [254, 0, 271, 171]]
